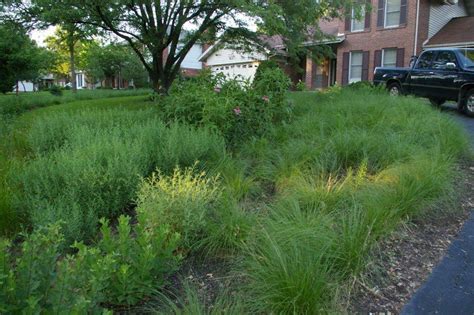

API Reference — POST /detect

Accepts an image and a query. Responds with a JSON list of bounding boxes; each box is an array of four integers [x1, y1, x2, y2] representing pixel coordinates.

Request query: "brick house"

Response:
[[303, 0, 474, 89]]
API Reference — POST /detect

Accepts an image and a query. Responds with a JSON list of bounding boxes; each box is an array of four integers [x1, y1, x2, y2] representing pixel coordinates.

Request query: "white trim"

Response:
[[351, 6, 365, 32], [384, 0, 401, 28], [414, 0, 420, 54], [382, 48, 397, 67], [424, 41, 474, 48], [349, 51, 363, 83]]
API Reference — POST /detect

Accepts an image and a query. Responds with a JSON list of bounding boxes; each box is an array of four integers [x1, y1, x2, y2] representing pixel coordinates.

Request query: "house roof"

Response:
[[425, 16, 474, 47], [198, 35, 283, 62]]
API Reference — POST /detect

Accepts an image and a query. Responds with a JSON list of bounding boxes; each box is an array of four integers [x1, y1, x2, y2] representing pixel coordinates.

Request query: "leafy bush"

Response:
[[295, 80, 307, 91], [11, 108, 225, 243], [0, 211, 180, 312], [160, 68, 291, 144], [136, 166, 222, 249], [252, 59, 279, 84], [49, 85, 63, 96]]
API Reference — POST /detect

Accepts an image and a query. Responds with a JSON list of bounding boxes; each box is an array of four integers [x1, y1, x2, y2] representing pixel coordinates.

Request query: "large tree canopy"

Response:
[[0, 22, 52, 94], [4, 0, 361, 94], [82, 42, 148, 88]]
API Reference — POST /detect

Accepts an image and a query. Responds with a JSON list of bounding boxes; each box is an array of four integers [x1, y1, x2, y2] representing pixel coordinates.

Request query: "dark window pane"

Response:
[[415, 51, 435, 69]]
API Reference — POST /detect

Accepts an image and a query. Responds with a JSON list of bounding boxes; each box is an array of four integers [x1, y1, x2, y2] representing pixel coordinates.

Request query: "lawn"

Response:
[[0, 82, 469, 313]]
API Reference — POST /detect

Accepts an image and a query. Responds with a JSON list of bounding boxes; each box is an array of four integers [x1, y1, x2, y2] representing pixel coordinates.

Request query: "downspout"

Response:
[[414, 0, 421, 55]]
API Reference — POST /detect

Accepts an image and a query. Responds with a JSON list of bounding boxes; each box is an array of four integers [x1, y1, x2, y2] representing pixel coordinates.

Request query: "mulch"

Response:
[[349, 162, 474, 313]]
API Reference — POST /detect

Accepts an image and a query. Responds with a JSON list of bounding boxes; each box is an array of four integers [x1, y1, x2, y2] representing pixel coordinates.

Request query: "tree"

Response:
[[5, 0, 361, 94], [0, 22, 52, 94], [45, 27, 90, 87], [15, 1, 97, 93], [82, 42, 148, 88]]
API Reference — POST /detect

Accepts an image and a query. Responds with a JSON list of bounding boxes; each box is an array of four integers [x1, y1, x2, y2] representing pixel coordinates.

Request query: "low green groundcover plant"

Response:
[[0, 210, 180, 313]]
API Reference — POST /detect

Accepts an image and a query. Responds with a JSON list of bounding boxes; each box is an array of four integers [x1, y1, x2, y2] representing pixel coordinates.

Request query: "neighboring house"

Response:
[[198, 37, 303, 83], [303, 0, 474, 89], [162, 32, 206, 78], [198, 42, 268, 82]]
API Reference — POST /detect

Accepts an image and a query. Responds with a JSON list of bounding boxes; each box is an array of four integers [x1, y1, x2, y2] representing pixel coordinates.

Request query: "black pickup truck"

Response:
[[373, 47, 474, 117]]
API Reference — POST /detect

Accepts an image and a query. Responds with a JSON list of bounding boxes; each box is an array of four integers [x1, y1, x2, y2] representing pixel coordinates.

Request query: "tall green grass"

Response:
[[0, 89, 151, 117], [240, 88, 469, 313], [7, 107, 225, 242]]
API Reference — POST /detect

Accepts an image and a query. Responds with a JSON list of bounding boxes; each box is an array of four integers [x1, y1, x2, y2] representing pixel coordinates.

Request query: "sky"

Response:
[[30, 26, 56, 46]]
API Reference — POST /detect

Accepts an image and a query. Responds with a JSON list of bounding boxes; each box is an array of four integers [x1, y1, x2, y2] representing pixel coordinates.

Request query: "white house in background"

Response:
[[14, 81, 35, 92], [199, 43, 268, 82], [179, 42, 203, 75]]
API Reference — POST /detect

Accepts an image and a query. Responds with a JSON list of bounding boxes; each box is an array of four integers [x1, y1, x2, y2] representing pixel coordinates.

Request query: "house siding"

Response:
[[428, 1, 467, 38], [181, 44, 204, 69], [336, 0, 421, 84]]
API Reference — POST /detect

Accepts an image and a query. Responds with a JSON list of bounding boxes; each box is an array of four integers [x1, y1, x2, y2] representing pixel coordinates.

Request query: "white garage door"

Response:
[[211, 62, 260, 82]]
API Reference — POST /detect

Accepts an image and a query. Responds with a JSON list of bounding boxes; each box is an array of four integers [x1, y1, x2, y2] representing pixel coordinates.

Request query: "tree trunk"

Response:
[[69, 40, 77, 94]]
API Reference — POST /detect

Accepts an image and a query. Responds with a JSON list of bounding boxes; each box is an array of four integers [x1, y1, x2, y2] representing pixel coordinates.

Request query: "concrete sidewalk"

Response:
[[402, 211, 474, 315]]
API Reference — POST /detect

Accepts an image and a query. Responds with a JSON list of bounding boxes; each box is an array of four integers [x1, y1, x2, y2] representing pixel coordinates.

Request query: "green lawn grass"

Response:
[[0, 87, 470, 312]]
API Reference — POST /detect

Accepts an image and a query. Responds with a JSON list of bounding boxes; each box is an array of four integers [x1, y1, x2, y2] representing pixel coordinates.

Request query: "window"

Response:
[[459, 49, 474, 69], [382, 49, 397, 67], [349, 51, 363, 83], [385, 0, 401, 28], [351, 6, 365, 32], [77, 74, 83, 88], [432, 51, 457, 70], [415, 51, 435, 69]]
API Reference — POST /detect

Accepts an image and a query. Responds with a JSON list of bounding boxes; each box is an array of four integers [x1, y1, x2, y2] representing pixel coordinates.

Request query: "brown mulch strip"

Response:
[[349, 162, 474, 313]]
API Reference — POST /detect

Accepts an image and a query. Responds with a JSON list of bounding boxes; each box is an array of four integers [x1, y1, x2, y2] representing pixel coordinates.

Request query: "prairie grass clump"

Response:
[[241, 88, 469, 312]]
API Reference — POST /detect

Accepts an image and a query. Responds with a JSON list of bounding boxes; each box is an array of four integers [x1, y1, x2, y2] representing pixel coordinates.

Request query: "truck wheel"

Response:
[[429, 97, 445, 107], [462, 89, 474, 117], [387, 82, 401, 96]]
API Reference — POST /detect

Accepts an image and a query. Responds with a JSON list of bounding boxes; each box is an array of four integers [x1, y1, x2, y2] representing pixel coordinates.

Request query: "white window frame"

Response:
[[349, 51, 363, 83], [384, 0, 401, 28], [351, 6, 366, 32], [382, 48, 397, 67]]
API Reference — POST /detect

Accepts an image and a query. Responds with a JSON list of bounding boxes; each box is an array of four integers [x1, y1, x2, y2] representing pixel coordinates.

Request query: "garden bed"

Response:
[[0, 79, 470, 313]]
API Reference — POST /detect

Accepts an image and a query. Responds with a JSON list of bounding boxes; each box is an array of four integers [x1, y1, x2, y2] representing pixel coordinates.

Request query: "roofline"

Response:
[[198, 39, 223, 62], [424, 41, 474, 48], [272, 35, 345, 50]]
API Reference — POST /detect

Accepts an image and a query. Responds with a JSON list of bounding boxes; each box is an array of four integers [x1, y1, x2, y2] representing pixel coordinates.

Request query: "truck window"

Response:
[[432, 51, 457, 70], [415, 51, 435, 69], [458, 49, 474, 69]]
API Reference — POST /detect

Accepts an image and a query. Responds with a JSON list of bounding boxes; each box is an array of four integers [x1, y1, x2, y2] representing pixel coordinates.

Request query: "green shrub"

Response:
[[161, 68, 291, 144], [136, 166, 222, 249], [11, 109, 225, 243], [295, 80, 307, 91], [253, 59, 280, 85], [49, 85, 63, 96], [0, 211, 180, 312]]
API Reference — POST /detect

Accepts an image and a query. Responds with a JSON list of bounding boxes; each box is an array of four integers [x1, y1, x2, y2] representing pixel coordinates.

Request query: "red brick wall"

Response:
[[335, 0, 430, 84]]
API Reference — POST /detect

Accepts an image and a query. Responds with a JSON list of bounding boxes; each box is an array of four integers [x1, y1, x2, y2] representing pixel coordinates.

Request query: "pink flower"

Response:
[[233, 107, 241, 116], [262, 95, 270, 102], [214, 87, 221, 93]]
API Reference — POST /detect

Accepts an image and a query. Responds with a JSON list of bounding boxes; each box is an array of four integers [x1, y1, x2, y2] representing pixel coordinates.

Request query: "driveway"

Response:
[[402, 103, 474, 315]]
